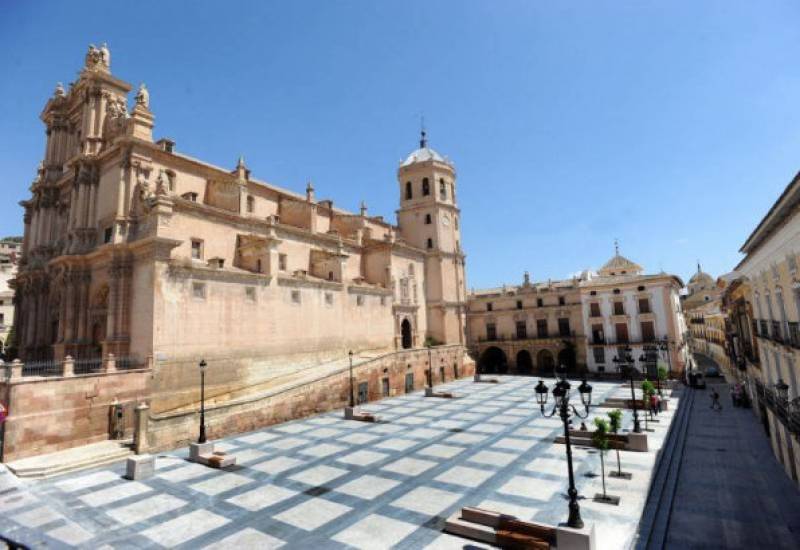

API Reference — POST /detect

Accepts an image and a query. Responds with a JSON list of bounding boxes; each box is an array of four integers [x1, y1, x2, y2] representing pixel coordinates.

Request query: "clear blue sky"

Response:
[[2, 1, 799, 288]]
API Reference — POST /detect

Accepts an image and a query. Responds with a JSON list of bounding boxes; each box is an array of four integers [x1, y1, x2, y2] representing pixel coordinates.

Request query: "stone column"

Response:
[[76, 271, 90, 344], [63, 355, 74, 377], [64, 273, 77, 343], [133, 403, 150, 454]]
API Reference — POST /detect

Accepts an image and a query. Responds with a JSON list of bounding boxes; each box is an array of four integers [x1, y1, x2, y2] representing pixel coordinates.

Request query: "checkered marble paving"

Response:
[[0, 376, 678, 549]]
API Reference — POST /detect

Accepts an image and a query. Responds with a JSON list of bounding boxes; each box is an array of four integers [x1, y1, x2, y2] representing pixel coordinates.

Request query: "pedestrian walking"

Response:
[[710, 388, 722, 411]]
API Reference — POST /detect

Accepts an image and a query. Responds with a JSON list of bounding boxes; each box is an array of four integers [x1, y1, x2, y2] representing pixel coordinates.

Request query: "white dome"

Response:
[[401, 146, 447, 167]]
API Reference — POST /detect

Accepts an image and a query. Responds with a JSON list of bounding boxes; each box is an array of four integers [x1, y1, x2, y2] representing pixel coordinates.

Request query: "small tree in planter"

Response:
[[592, 417, 619, 505], [657, 366, 668, 396], [607, 409, 631, 479]]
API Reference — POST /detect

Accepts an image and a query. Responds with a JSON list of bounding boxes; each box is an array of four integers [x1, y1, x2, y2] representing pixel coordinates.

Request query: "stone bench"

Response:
[[445, 507, 594, 550], [125, 454, 155, 480], [555, 429, 648, 452], [344, 407, 378, 422], [425, 387, 455, 398], [189, 442, 237, 468]]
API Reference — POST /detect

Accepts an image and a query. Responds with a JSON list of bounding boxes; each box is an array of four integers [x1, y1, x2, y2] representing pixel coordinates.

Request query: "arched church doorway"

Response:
[[516, 350, 533, 375], [558, 347, 577, 372], [479, 346, 507, 374], [401, 319, 412, 349], [537, 349, 555, 375]]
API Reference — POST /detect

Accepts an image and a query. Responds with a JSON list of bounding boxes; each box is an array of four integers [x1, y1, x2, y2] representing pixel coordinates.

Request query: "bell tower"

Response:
[[397, 130, 467, 345]]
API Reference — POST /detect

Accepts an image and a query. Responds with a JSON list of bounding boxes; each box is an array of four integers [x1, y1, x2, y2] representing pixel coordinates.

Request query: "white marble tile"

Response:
[[369, 423, 405, 434], [403, 428, 446, 440], [289, 465, 349, 486], [297, 443, 346, 458], [395, 416, 430, 426], [79, 481, 152, 507], [306, 416, 340, 425], [251, 456, 305, 475], [226, 484, 298, 512], [444, 432, 488, 446], [190, 472, 253, 496], [381, 457, 438, 476], [336, 449, 389, 466], [274, 498, 351, 531], [416, 444, 465, 459], [424, 533, 493, 549], [467, 450, 517, 467], [265, 437, 310, 450], [13, 506, 63, 528], [374, 438, 418, 452], [141, 509, 229, 547], [525, 457, 569, 476], [203, 527, 285, 549], [337, 432, 380, 445], [157, 462, 210, 483], [492, 437, 535, 452], [512, 426, 556, 438], [435, 465, 496, 488], [332, 513, 417, 549], [304, 427, 343, 439], [335, 474, 401, 499], [237, 431, 280, 445], [47, 521, 95, 545], [429, 419, 466, 430], [497, 475, 561, 501], [0, 492, 38, 513], [391, 486, 463, 516], [107, 494, 187, 526], [466, 423, 506, 434], [54, 470, 119, 493], [273, 423, 314, 434], [235, 448, 268, 463]]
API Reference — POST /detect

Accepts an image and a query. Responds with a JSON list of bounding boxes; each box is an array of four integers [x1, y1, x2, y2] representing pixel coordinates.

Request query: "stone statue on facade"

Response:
[[135, 83, 149, 109], [54, 82, 65, 98], [84, 44, 109, 72]]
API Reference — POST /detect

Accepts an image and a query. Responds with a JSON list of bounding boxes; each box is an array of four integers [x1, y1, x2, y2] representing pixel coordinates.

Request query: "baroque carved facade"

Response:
[[13, 46, 468, 364]]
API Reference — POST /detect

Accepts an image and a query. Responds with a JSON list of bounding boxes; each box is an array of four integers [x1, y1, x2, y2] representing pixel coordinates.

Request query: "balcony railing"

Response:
[[754, 379, 800, 435], [759, 319, 769, 338], [771, 321, 783, 343], [789, 322, 800, 349]]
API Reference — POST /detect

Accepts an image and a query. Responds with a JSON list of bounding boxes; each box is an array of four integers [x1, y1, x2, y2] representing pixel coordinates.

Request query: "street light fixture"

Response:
[[613, 346, 641, 433], [198, 359, 207, 444], [535, 366, 593, 529], [348, 350, 355, 408]]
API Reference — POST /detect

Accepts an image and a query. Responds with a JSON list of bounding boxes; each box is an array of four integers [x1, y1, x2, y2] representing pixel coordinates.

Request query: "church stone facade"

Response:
[[13, 46, 467, 368]]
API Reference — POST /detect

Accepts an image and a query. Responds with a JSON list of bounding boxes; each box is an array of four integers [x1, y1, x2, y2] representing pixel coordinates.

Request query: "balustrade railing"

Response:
[[753, 379, 800, 435], [2, 355, 146, 379]]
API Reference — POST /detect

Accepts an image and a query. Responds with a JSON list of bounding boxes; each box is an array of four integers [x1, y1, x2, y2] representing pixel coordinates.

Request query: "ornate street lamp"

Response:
[[198, 359, 207, 444], [348, 350, 355, 408], [613, 346, 641, 433], [535, 366, 593, 529]]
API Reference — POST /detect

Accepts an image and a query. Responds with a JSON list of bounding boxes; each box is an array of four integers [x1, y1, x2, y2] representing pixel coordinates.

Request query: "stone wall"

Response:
[[140, 345, 474, 453], [0, 368, 152, 461]]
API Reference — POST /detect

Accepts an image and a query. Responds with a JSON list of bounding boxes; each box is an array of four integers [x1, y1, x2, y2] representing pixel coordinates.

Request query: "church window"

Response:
[[246, 195, 255, 213], [325, 292, 334, 306], [454, 216, 459, 230], [422, 178, 430, 196], [291, 290, 301, 304], [328, 271, 334, 281], [486, 323, 497, 340], [245, 286, 256, 302], [183, 192, 198, 202], [104, 227, 113, 243], [425, 214, 432, 224], [427, 238, 433, 249], [537, 297, 544, 307], [357, 295, 365, 306], [439, 179, 447, 200], [408, 264, 415, 276], [405, 181, 413, 199], [613, 288, 621, 294], [516, 300, 523, 310], [256, 259, 262, 273], [613, 301, 625, 315], [487, 302, 493, 311], [559, 296, 565, 306], [191, 239, 203, 260], [279, 253, 287, 271]]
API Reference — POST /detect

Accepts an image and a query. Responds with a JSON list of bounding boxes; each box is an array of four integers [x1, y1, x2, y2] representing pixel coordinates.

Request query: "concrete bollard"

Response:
[[63, 356, 75, 377], [104, 353, 117, 372], [10, 359, 22, 381]]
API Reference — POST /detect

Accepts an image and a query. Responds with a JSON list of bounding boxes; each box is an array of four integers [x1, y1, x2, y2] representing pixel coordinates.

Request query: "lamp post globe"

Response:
[[198, 359, 207, 444]]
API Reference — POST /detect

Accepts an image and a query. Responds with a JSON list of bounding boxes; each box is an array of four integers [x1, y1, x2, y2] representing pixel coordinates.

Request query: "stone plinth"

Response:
[[556, 522, 596, 550], [125, 454, 154, 480]]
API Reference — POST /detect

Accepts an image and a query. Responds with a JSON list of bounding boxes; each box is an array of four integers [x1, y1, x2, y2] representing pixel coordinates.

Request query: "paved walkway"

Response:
[[0, 376, 678, 549], [664, 380, 800, 549]]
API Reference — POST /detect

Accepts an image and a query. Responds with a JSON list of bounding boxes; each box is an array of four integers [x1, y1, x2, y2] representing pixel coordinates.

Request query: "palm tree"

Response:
[[593, 417, 611, 500]]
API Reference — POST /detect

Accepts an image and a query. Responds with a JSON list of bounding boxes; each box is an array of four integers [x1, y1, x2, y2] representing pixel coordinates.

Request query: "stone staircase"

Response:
[[5, 440, 134, 479]]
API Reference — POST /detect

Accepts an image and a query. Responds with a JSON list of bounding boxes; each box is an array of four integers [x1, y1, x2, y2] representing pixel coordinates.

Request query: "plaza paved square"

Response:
[[0, 376, 678, 549]]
